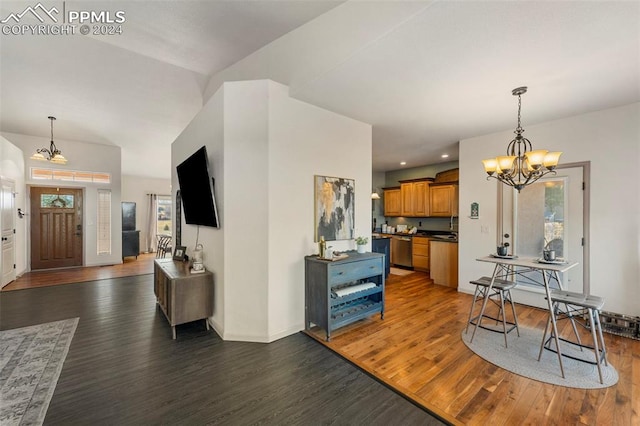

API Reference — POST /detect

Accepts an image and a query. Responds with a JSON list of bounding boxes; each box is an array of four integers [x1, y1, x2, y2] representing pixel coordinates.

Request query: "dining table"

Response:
[[473, 255, 580, 377]]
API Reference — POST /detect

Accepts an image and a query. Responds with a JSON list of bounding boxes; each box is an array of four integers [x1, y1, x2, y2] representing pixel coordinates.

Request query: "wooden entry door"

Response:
[[30, 187, 83, 270]]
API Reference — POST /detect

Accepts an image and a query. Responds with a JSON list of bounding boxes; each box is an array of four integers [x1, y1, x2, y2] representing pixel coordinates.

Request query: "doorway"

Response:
[[1, 178, 16, 286], [500, 162, 590, 300], [30, 187, 83, 270]]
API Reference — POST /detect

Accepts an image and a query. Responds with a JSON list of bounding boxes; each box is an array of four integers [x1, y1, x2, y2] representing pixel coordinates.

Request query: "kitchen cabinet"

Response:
[[400, 179, 431, 217], [305, 252, 385, 341], [430, 240, 458, 288], [412, 236, 430, 271], [429, 184, 458, 217], [383, 188, 401, 216]]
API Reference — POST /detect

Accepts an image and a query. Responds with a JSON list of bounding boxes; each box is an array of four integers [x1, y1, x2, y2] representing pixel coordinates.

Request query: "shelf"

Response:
[[331, 301, 383, 330], [330, 285, 381, 307]]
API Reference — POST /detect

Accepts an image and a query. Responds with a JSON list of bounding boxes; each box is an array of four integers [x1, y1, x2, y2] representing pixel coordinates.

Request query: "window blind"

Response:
[[97, 189, 111, 255]]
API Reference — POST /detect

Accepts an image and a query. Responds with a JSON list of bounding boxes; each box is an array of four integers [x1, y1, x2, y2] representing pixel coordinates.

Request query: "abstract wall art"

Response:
[[314, 175, 355, 242]]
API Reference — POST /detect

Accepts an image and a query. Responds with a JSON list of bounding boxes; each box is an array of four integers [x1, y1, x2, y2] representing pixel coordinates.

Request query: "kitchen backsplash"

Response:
[[383, 216, 457, 232]]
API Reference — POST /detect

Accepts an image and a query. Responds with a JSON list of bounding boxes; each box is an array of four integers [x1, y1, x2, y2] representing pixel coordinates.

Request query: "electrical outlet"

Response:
[[419, 221, 422, 227], [481, 225, 489, 234]]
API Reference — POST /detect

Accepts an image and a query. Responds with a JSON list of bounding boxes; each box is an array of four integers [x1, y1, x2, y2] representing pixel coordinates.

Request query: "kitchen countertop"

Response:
[[372, 231, 458, 242]]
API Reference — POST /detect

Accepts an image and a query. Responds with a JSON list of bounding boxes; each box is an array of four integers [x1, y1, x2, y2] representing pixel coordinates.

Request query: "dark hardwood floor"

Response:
[[0, 274, 444, 425]]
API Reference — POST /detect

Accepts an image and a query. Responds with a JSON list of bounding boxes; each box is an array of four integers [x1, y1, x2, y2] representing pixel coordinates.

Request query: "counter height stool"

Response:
[[156, 235, 172, 258], [538, 290, 608, 383], [466, 276, 520, 348]]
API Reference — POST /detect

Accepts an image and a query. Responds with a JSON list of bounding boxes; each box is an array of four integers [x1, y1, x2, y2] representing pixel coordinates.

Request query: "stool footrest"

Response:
[[542, 336, 607, 366], [470, 276, 517, 290]]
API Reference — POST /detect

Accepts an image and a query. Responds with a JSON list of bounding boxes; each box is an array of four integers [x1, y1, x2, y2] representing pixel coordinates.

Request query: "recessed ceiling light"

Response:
[[400, 161, 406, 166], [441, 154, 449, 158]]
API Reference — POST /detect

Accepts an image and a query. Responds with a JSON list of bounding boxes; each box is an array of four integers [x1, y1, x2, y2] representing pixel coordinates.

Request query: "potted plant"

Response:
[[355, 236, 368, 253], [497, 233, 510, 256]]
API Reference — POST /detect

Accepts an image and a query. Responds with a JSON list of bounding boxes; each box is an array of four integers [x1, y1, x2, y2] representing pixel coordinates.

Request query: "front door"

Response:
[[1, 178, 16, 286], [30, 187, 83, 270]]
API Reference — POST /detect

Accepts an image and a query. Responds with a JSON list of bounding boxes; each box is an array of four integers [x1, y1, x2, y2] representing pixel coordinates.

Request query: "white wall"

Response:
[[121, 175, 171, 253], [267, 81, 372, 339], [172, 79, 372, 342], [459, 103, 640, 316], [0, 136, 27, 277], [172, 84, 226, 335], [2, 132, 123, 267]]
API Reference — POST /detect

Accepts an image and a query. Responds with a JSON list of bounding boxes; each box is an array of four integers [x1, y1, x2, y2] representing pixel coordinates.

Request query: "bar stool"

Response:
[[466, 276, 520, 348], [538, 290, 608, 384]]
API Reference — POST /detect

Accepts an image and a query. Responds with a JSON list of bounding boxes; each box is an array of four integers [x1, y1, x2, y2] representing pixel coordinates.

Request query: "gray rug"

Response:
[[1, 318, 79, 425], [461, 325, 618, 389]]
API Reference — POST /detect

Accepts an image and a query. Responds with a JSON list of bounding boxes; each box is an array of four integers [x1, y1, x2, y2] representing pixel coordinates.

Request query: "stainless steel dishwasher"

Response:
[[391, 235, 412, 267]]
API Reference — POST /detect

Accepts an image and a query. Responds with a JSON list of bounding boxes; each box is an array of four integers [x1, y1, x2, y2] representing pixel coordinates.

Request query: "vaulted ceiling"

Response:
[[1, 1, 638, 178]]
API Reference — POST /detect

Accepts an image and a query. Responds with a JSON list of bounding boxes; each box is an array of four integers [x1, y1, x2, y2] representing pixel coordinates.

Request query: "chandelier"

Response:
[[31, 116, 67, 164], [482, 87, 561, 192]]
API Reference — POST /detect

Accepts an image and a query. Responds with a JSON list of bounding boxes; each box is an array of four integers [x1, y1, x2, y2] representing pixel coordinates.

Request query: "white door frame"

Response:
[[1, 177, 17, 287], [499, 161, 591, 296]]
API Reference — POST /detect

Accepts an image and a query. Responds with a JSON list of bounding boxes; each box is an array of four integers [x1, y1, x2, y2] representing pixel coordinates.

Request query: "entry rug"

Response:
[[390, 267, 414, 277], [0, 318, 79, 425], [462, 325, 618, 389]]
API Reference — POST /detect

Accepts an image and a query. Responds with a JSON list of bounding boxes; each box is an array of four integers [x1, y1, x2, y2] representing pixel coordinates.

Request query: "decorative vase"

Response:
[[357, 244, 366, 254]]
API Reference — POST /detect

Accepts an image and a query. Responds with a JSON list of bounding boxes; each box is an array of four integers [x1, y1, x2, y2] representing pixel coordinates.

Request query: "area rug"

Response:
[[461, 325, 618, 389], [0, 318, 79, 425], [390, 267, 414, 277]]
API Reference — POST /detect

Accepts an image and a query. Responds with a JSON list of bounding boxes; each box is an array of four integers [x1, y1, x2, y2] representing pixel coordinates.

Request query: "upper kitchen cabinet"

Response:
[[400, 178, 433, 217], [383, 187, 401, 216], [429, 184, 458, 217]]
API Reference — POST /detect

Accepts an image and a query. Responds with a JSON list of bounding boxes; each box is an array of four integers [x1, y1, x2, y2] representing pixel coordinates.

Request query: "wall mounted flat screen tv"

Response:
[[176, 146, 219, 228]]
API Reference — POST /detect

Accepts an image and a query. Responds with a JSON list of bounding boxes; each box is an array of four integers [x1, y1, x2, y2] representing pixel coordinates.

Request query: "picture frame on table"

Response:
[[173, 245, 187, 261]]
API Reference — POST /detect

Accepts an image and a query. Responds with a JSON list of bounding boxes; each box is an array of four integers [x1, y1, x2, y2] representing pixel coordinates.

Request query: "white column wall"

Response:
[[171, 80, 372, 342], [459, 103, 640, 316], [222, 80, 270, 341], [267, 81, 372, 340]]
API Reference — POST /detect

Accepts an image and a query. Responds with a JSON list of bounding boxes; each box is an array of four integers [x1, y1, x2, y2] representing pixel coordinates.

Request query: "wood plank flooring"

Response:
[[306, 271, 640, 425], [0, 274, 443, 425], [2, 253, 155, 291], [3, 262, 637, 424]]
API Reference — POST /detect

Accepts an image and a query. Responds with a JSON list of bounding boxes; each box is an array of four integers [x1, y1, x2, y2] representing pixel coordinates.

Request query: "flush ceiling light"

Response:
[[31, 116, 67, 164], [400, 161, 406, 166], [482, 87, 561, 192], [441, 154, 449, 158]]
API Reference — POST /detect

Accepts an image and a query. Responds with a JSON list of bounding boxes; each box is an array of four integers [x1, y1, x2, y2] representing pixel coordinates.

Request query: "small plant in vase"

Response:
[[497, 233, 510, 256], [355, 236, 368, 253]]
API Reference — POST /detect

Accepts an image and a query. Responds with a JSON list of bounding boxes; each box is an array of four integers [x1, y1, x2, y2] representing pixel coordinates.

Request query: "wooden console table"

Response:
[[154, 258, 214, 339]]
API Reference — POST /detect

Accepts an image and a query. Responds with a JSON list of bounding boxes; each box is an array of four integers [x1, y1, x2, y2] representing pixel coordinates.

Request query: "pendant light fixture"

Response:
[[482, 87, 561, 192], [31, 116, 67, 164]]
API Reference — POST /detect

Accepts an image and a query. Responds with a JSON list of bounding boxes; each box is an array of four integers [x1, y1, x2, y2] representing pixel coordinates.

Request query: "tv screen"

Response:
[[176, 146, 220, 228]]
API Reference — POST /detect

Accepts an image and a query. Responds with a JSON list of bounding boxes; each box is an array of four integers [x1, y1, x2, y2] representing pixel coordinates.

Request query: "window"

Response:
[[97, 189, 111, 255], [31, 167, 111, 183], [41, 194, 74, 208], [156, 196, 172, 235], [513, 178, 567, 290]]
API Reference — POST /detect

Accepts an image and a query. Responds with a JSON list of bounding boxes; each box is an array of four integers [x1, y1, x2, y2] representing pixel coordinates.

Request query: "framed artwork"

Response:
[[173, 245, 187, 261], [314, 175, 355, 242]]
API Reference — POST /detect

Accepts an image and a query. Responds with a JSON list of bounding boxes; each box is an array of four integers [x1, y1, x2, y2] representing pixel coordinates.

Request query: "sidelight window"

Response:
[[97, 189, 111, 255]]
